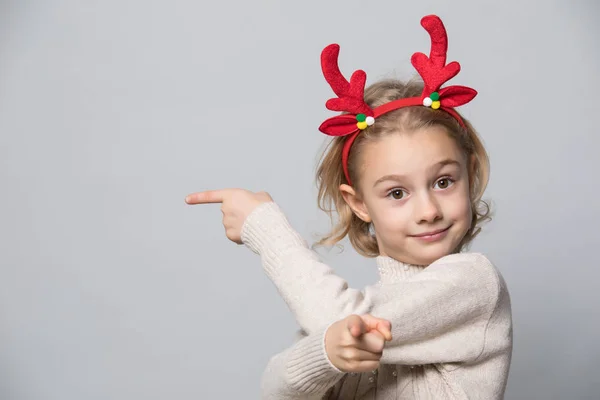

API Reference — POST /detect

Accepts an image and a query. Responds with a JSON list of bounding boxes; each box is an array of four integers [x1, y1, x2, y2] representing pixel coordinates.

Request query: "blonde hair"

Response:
[[315, 78, 491, 257]]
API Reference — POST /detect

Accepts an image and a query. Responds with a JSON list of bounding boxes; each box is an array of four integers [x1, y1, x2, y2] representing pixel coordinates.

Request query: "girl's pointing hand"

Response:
[[325, 314, 393, 373], [185, 189, 273, 244]]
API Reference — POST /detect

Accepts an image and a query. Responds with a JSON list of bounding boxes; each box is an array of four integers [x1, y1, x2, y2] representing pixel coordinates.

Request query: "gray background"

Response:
[[1, 0, 598, 399]]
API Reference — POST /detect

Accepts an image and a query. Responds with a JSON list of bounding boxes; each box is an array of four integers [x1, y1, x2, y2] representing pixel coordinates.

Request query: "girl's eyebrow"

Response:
[[373, 173, 407, 188], [433, 159, 461, 170], [372, 159, 461, 188]]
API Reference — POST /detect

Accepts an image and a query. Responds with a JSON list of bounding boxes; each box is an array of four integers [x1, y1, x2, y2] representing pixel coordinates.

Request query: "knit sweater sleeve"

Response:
[[260, 325, 345, 399], [242, 202, 501, 366]]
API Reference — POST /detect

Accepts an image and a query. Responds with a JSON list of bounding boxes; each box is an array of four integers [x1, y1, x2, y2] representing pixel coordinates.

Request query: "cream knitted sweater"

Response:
[[241, 202, 513, 400]]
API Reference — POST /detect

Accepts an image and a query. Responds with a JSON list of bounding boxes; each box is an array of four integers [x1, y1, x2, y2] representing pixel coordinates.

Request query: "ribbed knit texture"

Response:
[[260, 323, 345, 399], [243, 202, 513, 399]]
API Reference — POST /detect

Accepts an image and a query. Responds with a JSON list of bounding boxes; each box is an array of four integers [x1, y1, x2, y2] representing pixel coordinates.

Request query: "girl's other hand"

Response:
[[185, 188, 272, 244], [325, 314, 392, 373]]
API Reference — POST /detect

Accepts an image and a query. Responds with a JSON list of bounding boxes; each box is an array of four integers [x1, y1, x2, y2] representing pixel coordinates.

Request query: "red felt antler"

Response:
[[411, 15, 477, 107], [319, 44, 374, 136], [321, 44, 372, 116]]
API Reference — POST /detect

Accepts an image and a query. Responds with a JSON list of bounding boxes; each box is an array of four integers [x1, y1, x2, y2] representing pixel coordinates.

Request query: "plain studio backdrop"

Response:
[[0, 1, 598, 399]]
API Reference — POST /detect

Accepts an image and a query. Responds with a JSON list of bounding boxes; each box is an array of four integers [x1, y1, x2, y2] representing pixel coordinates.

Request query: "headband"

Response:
[[318, 15, 477, 185]]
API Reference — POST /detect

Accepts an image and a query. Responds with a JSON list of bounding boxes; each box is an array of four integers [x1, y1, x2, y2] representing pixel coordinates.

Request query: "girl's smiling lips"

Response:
[[411, 226, 452, 242]]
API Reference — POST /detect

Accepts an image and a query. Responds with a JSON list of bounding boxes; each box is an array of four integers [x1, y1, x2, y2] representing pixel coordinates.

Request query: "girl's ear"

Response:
[[339, 184, 372, 223]]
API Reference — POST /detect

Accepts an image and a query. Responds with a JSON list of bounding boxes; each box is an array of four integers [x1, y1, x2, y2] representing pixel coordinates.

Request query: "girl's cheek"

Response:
[[456, 181, 471, 210], [461, 195, 473, 225], [445, 191, 470, 220], [388, 206, 411, 227]]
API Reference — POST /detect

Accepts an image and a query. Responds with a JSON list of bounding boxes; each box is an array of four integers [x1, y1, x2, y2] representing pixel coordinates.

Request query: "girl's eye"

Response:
[[388, 189, 406, 200], [435, 177, 455, 189]]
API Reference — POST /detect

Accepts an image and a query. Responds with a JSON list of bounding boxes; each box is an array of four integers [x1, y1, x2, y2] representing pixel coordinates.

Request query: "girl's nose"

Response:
[[416, 194, 442, 224]]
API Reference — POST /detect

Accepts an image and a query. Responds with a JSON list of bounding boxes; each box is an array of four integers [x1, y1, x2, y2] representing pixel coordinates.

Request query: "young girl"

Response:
[[186, 14, 512, 399]]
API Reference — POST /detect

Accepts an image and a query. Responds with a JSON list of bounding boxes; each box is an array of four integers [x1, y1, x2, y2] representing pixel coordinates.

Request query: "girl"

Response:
[[186, 15, 512, 399]]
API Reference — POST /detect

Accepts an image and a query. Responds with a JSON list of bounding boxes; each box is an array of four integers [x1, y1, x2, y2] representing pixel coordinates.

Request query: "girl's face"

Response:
[[343, 126, 472, 266]]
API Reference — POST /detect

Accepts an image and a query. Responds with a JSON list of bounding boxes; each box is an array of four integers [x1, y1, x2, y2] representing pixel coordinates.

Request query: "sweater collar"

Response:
[[376, 256, 426, 283]]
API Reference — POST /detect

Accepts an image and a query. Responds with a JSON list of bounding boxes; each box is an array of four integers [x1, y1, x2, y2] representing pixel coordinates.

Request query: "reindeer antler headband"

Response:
[[318, 15, 477, 185]]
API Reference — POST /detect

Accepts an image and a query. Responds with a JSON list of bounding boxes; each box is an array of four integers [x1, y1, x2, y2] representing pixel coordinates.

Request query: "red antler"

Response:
[[321, 44, 372, 117], [411, 15, 476, 106]]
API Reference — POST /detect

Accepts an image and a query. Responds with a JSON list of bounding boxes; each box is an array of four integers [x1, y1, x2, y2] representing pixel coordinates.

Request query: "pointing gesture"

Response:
[[325, 314, 393, 372], [185, 189, 273, 244]]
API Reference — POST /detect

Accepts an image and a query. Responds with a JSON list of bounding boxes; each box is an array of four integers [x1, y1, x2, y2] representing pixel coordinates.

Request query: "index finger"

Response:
[[185, 189, 232, 204]]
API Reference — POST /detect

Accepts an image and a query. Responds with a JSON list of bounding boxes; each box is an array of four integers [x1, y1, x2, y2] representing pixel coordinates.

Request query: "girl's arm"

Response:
[[242, 202, 506, 366]]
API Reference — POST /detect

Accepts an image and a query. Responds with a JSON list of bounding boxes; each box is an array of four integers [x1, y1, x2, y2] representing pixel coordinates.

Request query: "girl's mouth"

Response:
[[411, 225, 451, 242]]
